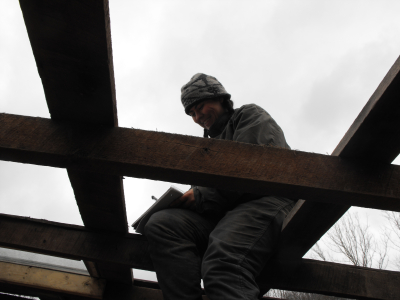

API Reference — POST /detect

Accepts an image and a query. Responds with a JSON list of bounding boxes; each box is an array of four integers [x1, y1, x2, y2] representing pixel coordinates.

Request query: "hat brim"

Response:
[[184, 94, 231, 115]]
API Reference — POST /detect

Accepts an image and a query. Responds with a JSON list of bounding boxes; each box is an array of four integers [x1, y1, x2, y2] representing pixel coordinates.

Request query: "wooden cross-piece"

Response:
[[0, 0, 399, 299], [0, 261, 106, 299], [1, 213, 399, 300], [2, 113, 400, 212]]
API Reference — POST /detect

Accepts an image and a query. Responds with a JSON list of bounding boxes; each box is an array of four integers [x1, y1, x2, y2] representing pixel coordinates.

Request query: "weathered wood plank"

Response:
[[0, 282, 165, 300], [0, 214, 153, 271], [0, 255, 88, 276], [67, 170, 128, 233], [334, 55, 400, 163], [103, 282, 281, 300], [1, 213, 399, 300], [0, 261, 105, 299], [1, 113, 400, 211], [19, 0, 131, 283], [19, 0, 117, 126], [275, 55, 400, 260], [259, 259, 400, 300], [103, 283, 164, 300]]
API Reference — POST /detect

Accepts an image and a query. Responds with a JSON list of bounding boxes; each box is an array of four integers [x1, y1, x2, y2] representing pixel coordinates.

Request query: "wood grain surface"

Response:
[[1, 113, 400, 211], [0, 261, 105, 299], [259, 259, 400, 300], [18, 0, 131, 283], [273, 54, 400, 261], [1, 213, 398, 300]]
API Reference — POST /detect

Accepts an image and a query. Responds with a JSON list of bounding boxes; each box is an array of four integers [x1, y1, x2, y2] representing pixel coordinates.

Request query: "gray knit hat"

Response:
[[181, 73, 231, 114]]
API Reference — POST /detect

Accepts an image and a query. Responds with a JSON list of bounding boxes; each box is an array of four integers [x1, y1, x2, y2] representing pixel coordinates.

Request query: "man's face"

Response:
[[189, 98, 225, 130]]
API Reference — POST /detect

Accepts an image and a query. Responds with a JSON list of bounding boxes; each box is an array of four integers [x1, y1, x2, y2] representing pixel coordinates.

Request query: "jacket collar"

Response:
[[207, 111, 233, 138]]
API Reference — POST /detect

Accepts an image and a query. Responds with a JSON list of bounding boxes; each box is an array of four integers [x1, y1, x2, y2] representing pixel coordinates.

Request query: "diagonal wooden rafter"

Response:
[[273, 54, 400, 260], [0, 213, 399, 300], [19, 0, 132, 283]]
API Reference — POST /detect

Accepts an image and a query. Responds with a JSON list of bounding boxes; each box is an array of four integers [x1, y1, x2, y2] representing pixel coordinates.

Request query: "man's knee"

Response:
[[144, 208, 200, 240], [144, 209, 175, 239]]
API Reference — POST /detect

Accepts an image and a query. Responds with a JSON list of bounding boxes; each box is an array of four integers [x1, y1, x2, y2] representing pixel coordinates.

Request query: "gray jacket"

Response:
[[193, 103, 292, 215]]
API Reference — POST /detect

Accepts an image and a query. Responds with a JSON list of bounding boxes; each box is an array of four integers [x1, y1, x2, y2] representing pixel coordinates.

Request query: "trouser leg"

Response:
[[144, 208, 219, 300], [202, 197, 295, 300]]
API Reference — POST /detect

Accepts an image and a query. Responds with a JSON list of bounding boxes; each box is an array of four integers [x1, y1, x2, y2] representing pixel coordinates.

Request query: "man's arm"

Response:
[[170, 189, 196, 210]]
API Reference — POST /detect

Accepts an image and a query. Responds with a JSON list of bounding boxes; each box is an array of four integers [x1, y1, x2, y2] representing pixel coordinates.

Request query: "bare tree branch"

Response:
[[322, 212, 387, 269], [384, 211, 400, 250], [383, 211, 400, 270], [310, 242, 328, 262]]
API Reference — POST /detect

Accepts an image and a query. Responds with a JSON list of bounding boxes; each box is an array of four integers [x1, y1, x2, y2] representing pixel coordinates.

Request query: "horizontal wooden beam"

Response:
[[276, 54, 400, 260], [0, 213, 153, 271], [0, 261, 105, 299], [1, 213, 399, 300], [0, 255, 88, 276], [259, 259, 400, 300], [104, 283, 164, 300], [1, 113, 400, 212], [0, 281, 163, 300], [103, 281, 279, 300]]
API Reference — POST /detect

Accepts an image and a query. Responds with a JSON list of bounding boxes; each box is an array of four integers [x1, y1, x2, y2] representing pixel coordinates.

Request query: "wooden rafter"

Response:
[[1, 213, 399, 300], [274, 54, 400, 260], [18, 0, 131, 283]]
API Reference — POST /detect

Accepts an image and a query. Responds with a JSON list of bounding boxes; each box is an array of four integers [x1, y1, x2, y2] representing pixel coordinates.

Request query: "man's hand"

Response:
[[169, 189, 196, 210]]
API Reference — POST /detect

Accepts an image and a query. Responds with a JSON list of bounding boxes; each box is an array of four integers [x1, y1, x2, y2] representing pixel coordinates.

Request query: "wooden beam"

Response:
[[0, 256, 88, 276], [103, 282, 280, 300], [0, 282, 165, 300], [103, 283, 165, 300], [124, 279, 282, 300], [1, 113, 400, 212], [334, 54, 400, 164], [19, 0, 117, 126], [274, 54, 400, 260], [19, 0, 131, 283], [1, 213, 399, 300], [0, 261, 105, 299], [0, 257, 276, 300], [0, 214, 153, 271], [259, 259, 400, 300]]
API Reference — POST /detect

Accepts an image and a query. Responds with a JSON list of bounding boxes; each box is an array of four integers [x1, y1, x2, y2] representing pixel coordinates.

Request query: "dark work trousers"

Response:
[[144, 196, 295, 300]]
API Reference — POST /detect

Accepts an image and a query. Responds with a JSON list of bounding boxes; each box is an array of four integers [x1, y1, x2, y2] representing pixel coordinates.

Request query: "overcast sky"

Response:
[[1, 0, 400, 280]]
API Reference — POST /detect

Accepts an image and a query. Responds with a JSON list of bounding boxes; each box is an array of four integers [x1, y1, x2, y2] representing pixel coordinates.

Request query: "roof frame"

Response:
[[0, 0, 399, 298], [1, 213, 399, 300]]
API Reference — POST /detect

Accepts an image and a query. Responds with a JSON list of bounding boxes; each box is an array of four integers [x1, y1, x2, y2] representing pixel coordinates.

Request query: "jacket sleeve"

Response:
[[194, 104, 290, 215]]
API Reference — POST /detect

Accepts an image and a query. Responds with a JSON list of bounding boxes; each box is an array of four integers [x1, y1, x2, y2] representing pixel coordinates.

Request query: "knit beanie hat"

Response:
[[181, 73, 231, 114]]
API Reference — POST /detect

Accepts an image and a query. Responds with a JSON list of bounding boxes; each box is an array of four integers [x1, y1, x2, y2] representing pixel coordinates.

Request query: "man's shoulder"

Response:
[[233, 103, 269, 117]]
